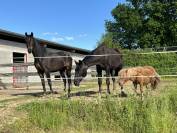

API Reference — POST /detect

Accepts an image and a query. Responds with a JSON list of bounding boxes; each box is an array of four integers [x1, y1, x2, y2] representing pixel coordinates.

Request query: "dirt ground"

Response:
[[0, 79, 176, 130], [0, 86, 64, 130]]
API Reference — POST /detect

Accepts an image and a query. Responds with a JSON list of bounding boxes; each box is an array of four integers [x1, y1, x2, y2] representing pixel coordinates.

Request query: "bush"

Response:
[[122, 50, 177, 75]]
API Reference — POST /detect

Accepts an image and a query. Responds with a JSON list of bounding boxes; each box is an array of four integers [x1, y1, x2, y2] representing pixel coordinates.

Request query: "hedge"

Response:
[[122, 50, 177, 75]]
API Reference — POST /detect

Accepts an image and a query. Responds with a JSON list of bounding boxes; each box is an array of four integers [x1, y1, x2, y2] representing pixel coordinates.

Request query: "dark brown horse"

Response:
[[74, 44, 123, 94], [25, 32, 72, 97]]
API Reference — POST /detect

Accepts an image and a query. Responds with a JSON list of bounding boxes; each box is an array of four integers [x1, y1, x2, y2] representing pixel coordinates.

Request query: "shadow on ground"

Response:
[[11, 91, 60, 97], [71, 90, 98, 97], [58, 90, 99, 99]]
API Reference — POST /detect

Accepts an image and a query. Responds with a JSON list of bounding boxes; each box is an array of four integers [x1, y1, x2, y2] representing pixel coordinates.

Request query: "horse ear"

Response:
[[75, 60, 79, 65], [31, 32, 33, 36], [79, 60, 83, 64], [25, 32, 28, 36]]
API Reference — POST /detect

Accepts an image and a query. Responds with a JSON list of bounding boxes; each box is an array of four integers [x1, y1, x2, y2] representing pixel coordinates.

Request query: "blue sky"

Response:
[[0, 0, 125, 50]]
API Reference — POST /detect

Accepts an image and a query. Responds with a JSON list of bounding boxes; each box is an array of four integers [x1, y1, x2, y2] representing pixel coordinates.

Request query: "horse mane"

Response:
[[37, 41, 69, 56], [114, 48, 122, 58], [90, 43, 107, 54], [92, 43, 122, 55], [114, 48, 121, 54]]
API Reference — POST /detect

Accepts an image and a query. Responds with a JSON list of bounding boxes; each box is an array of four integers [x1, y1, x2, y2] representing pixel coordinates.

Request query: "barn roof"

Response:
[[0, 29, 90, 55]]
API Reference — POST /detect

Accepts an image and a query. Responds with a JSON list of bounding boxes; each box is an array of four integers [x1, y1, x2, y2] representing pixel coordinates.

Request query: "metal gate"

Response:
[[12, 53, 28, 88]]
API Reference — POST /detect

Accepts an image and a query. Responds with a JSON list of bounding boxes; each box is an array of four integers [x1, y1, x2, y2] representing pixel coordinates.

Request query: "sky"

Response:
[[0, 0, 125, 50]]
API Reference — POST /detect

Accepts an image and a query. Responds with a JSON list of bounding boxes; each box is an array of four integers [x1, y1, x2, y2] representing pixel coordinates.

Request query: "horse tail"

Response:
[[151, 73, 160, 89]]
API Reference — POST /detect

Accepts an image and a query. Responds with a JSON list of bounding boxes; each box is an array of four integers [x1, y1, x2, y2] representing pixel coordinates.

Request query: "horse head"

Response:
[[74, 60, 88, 86], [25, 32, 34, 53]]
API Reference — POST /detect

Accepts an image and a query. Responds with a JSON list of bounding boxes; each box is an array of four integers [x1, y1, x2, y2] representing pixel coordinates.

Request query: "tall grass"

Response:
[[8, 89, 177, 133]]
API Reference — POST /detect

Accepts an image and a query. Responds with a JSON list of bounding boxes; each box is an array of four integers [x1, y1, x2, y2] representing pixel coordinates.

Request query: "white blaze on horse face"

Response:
[[27, 38, 33, 53], [25, 32, 34, 53]]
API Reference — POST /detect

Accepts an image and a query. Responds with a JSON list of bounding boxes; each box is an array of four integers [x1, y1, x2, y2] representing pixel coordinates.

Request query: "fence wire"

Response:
[[9, 50, 177, 59]]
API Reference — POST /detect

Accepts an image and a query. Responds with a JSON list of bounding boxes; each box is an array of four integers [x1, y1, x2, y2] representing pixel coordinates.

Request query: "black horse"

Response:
[[74, 44, 123, 94], [25, 32, 72, 97]]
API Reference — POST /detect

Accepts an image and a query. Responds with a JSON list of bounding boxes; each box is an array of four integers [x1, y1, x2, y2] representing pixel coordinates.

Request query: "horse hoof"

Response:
[[119, 92, 128, 97], [43, 92, 47, 95], [66, 93, 71, 99], [52, 91, 58, 94], [136, 93, 141, 96]]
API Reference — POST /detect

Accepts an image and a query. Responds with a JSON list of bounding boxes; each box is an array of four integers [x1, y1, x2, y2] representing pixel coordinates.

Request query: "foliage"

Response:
[[97, 32, 121, 48], [105, 1, 177, 49], [122, 50, 177, 75]]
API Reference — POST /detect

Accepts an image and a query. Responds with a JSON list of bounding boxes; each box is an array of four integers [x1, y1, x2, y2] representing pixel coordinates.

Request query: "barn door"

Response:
[[12, 52, 28, 88]]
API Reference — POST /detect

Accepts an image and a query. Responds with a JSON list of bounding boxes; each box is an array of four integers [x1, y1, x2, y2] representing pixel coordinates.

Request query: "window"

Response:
[[13, 52, 25, 63]]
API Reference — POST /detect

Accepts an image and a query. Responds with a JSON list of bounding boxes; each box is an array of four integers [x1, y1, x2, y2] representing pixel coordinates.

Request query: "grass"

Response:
[[1, 78, 177, 133], [2, 85, 176, 133]]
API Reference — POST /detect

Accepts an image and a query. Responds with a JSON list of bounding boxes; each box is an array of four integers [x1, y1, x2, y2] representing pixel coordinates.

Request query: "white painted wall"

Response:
[[0, 39, 93, 87]]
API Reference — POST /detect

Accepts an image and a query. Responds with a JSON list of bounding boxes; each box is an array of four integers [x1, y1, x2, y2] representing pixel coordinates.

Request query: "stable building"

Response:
[[0, 29, 91, 88]]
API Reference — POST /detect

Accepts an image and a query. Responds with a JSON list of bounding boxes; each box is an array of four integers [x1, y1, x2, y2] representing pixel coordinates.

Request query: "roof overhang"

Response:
[[0, 29, 90, 55]]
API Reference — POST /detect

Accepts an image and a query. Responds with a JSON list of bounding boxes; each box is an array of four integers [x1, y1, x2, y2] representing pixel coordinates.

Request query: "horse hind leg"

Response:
[[140, 84, 144, 100], [66, 69, 72, 98], [111, 69, 116, 91], [106, 68, 111, 94], [145, 84, 151, 96]]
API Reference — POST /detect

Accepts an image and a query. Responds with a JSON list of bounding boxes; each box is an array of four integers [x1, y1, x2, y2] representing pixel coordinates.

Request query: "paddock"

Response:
[[0, 76, 176, 99], [0, 30, 177, 133]]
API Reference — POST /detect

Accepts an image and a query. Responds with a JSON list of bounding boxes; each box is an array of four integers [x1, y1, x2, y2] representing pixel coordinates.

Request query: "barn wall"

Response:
[[0, 39, 93, 87]]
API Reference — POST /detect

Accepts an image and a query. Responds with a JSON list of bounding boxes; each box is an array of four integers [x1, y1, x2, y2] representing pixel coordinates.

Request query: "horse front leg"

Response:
[[119, 81, 127, 97], [38, 72, 46, 94], [66, 69, 72, 98], [45, 72, 54, 93], [111, 69, 118, 91], [96, 66, 102, 94], [106, 68, 111, 94], [60, 71, 66, 92]]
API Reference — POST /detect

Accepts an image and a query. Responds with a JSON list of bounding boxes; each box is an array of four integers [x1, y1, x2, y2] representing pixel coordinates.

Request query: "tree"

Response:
[[105, 0, 177, 49], [106, 4, 142, 49], [97, 32, 121, 48]]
